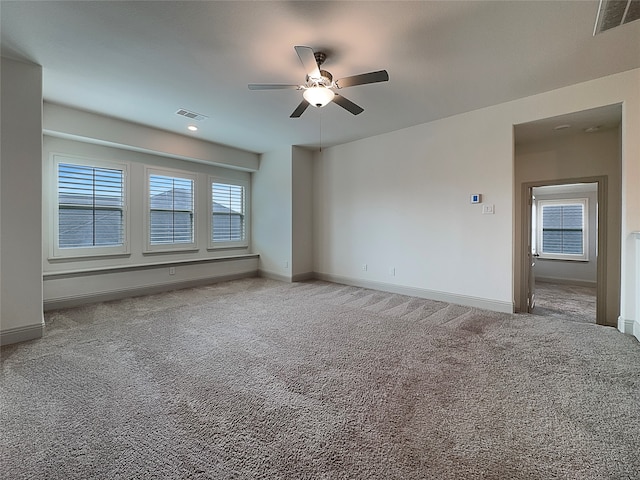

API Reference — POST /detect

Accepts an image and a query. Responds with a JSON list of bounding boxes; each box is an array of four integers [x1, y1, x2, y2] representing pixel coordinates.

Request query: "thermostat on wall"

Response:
[[470, 194, 481, 204]]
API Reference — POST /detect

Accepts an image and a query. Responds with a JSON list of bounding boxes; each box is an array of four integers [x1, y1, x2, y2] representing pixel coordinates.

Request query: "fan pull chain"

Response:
[[319, 108, 323, 152]]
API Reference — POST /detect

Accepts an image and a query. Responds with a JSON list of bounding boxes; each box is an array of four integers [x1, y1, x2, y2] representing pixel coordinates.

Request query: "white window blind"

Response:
[[211, 182, 245, 244], [57, 163, 124, 249], [537, 198, 588, 261], [149, 174, 194, 245]]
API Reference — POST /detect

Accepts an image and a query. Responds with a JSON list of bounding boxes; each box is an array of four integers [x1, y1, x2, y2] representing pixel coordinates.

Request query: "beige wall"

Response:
[[291, 146, 314, 280], [44, 103, 258, 172], [252, 147, 293, 280], [312, 69, 639, 332], [313, 102, 515, 312], [252, 146, 314, 282], [0, 58, 44, 344]]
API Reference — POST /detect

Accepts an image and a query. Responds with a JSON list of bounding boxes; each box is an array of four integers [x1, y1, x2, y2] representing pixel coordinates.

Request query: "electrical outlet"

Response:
[[169, 267, 176, 275], [284, 261, 289, 269], [362, 264, 368, 271], [389, 267, 396, 276]]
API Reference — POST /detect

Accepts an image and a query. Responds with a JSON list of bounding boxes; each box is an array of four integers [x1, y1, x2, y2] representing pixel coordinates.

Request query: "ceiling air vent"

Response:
[[175, 108, 208, 121], [594, 0, 640, 34]]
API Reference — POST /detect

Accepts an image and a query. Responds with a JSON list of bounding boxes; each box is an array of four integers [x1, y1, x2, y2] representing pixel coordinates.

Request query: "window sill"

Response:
[[537, 256, 589, 262], [207, 244, 249, 251]]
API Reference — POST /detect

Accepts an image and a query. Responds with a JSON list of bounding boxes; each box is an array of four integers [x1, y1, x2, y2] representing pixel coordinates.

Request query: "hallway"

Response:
[[533, 281, 597, 324]]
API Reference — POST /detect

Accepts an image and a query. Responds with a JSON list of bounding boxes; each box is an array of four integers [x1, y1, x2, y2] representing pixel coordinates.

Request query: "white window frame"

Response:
[[51, 154, 129, 259], [536, 198, 588, 261], [144, 166, 198, 253], [208, 176, 249, 250]]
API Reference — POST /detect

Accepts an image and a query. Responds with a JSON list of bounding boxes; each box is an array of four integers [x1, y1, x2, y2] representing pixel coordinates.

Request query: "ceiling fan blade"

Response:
[[294, 46, 321, 79], [248, 84, 300, 90], [333, 94, 364, 115], [290, 100, 310, 118], [336, 70, 389, 88]]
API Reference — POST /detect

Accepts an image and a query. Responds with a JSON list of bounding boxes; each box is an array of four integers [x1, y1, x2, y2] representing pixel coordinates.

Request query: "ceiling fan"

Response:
[[248, 46, 389, 118]]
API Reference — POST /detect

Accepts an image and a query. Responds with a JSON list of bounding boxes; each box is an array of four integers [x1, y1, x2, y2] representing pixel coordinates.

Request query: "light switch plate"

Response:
[[482, 204, 495, 214]]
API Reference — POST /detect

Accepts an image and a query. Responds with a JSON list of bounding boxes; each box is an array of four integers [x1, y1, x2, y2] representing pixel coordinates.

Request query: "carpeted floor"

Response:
[[1, 278, 639, 479], [533, 281, 597, 324]]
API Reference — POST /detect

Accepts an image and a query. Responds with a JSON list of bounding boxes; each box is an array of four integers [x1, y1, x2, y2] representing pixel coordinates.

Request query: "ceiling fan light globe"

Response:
[[303, 86, 335, 108]]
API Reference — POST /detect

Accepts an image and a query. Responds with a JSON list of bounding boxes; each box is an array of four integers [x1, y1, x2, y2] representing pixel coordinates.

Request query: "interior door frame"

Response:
[[519, 175, 608, 325], [524, 185, 535, 312]]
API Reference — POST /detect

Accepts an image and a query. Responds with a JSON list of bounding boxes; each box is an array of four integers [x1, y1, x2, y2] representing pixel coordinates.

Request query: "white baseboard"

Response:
[[258, 270, 291, 282], [0, 322, 45, 346], [258, 270, 315, 283], [314, 273, 514, 313], [618, 316, 640, 342], [44, 272, 256, 310], [292, 271, 314, 282]]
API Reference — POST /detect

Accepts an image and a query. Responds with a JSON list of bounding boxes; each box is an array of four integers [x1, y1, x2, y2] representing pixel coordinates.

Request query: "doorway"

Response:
[[528, 182, 599, 324], [513, 104, 622, 327]]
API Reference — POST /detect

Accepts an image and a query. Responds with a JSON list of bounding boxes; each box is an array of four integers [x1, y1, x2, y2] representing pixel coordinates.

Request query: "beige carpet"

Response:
[[533, 281, 597, 324], [1, 278, 639, 479]]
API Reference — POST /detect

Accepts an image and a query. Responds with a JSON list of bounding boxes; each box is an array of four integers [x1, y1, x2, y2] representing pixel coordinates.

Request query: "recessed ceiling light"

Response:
[[187, 125, 198, 132], [554, 124, 571, 130], [584, 126, 601, 133]]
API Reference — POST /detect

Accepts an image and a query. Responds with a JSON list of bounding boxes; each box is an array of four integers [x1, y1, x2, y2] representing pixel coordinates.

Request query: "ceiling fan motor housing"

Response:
[[319, 70, 333, 85], [306, 69, 333, 89]]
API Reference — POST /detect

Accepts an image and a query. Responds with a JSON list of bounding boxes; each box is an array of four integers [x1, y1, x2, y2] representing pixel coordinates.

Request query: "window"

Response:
[[53, 156, 128, 258], [537, 198, 588, 261], [209, 178, 248, 248], [146, 168, 197, 252]]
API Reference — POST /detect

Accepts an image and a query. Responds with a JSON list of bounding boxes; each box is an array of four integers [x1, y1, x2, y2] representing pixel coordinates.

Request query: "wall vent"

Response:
[[175, 108, 208, 121], [594, 0, 640, 34]]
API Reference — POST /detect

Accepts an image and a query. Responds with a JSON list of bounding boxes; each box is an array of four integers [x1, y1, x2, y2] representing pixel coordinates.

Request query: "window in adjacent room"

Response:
[[536, 198, 588, 261], [146, 168, 197, 252], [209, 178, 248, 248], [53, 156, 128, 258]]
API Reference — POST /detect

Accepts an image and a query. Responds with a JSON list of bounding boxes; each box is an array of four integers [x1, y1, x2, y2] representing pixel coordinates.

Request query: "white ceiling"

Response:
[[2, 1, 639, 154], [514, 103, 623, 145]]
